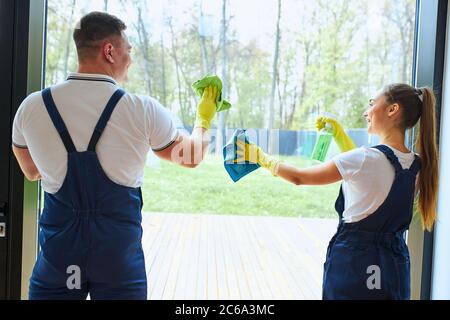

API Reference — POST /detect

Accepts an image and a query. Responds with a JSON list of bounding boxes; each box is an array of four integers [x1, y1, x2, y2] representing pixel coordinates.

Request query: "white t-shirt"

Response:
[[332, 145, 418, 223], [12, 73, 179, 194]]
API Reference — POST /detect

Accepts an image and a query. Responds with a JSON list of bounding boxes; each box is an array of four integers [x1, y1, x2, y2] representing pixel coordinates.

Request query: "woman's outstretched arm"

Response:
[[234, 138, 342, 186], [276, 161, 342, 186]]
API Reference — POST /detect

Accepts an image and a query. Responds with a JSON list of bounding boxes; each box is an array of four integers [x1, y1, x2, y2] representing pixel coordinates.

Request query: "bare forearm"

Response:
[[190, 127, 210, 164], [19, 164, 41, 181], [276, 161, 342, 186], [12, 145, 41, 181], [154, 127, 211, 168], [166, 128, 209, 168], [26, 172, 41, 181], [276, 162, 305, 185]]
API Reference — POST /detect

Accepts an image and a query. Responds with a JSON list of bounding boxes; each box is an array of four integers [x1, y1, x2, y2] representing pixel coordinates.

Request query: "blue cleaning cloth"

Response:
[[223, 129, 261, 182]]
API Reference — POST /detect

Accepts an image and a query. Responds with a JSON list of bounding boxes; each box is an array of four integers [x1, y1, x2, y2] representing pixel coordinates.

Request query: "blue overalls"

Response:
[[322, 145, 421, 300], [29, 88, 147, 300]]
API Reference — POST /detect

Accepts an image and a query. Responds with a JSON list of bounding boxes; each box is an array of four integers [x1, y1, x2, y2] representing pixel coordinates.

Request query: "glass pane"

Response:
[[45, 0, 416, 299]]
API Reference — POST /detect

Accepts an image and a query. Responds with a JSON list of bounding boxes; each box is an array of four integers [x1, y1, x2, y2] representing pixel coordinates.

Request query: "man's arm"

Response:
[[154, 86, 217, 168], [153, 127, 210, 168], [12, 145, 41, 181]]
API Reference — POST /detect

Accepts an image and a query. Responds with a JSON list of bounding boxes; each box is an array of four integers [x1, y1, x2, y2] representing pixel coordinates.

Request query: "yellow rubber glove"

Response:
[[315, 117, 356, 152], [194, 85, 218, 129], [234, 138, 281, 176]]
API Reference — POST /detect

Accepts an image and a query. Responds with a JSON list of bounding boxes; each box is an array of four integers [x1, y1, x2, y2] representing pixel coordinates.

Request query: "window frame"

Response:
[[407, 0, 447, 300]]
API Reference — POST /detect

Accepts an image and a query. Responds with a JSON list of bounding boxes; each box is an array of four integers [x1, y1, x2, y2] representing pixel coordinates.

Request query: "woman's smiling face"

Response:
[[363, 92, 391, 135]]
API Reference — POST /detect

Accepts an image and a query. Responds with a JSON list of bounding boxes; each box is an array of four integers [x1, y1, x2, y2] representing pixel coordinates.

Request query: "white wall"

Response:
[[431, 0, 450, 300]]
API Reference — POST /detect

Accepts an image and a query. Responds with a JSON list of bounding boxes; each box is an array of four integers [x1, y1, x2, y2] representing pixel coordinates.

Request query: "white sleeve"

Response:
[[12, 104, 28, 148], [332, 147, 366, 181], [146, 97, 179, 151]]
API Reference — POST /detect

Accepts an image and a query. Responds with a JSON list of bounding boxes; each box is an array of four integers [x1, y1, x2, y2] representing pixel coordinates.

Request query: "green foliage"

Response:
[[226, 40, 271, 129], [44, 0, 415, 217], [142, 155, 340, 218], [46, 0, 415, 130]]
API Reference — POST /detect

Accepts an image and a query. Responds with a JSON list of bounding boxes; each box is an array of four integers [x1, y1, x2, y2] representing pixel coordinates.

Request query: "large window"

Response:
[[44, 0, 417, 299], [46, 0, 416, 218]]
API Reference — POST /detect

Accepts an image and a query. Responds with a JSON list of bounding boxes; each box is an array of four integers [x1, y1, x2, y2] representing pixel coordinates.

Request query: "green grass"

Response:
[[141, 155, 340, 218]]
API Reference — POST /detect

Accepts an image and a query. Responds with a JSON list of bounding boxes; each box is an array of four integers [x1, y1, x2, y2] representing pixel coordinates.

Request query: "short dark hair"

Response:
[[73, 11, 127, 61]]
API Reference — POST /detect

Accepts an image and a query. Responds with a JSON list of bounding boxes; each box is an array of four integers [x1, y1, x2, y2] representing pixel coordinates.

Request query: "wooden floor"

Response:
[[141, 212, 338, 300]]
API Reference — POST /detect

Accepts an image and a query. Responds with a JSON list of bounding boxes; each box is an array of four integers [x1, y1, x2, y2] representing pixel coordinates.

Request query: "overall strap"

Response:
[[371, 145, 403, 173], [42, 87, 77, 153], [87, 88, 126, 151], [408, 154, 422, 175]]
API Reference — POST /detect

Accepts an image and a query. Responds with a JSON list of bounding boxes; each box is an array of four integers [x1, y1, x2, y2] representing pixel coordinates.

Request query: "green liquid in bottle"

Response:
[[311, 129, 333, 162]]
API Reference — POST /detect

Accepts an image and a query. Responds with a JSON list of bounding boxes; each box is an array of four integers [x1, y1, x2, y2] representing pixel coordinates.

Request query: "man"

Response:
[[12, 11, 218, 300]]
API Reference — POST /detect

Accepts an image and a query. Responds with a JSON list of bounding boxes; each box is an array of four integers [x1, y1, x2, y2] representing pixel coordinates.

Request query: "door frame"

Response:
[[0, 0, 45, 300], [20, 0, 47, 300], [407, 0, 447, 300]]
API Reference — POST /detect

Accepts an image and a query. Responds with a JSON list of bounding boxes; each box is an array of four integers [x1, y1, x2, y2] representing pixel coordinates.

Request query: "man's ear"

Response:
[[102, 42, 115, 63], [387, 103, 400, 117]]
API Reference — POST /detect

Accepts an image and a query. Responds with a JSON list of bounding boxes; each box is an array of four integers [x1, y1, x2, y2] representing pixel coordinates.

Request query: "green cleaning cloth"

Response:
[[192, 75, 232, 112]]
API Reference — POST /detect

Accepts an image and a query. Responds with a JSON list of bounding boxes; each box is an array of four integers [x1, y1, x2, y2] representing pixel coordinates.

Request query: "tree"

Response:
[[160, 33, 168, 107], [46, 0, 78, 85], [45, 0, 417, 136], [268, 0, 282, 153], [120, 0, 154, 96], [297, 0, 364, 129], [63, 0, 77, 78], [216, 0, 229, 155], [198, 2, 219, 75], [227, 40, 271, 129], [166, 15, 203, 125], [383, 0, 415, 83]]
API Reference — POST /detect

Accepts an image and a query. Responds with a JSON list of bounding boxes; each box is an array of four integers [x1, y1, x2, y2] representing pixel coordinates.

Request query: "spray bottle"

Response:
[[311, 112, 337, 162]]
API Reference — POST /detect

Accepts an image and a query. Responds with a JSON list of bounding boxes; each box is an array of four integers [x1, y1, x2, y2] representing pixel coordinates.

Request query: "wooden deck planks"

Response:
[[142, 212, 338, 300]]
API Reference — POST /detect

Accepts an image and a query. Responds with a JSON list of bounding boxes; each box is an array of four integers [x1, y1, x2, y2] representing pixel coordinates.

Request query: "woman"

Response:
[[236, 83, 439, 299]]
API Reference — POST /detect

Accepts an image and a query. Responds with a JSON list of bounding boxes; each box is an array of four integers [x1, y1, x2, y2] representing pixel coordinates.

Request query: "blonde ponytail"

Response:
[[416, 87, 439, 231], [384, 84, 439, 230]]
